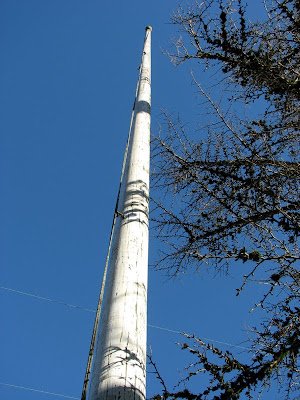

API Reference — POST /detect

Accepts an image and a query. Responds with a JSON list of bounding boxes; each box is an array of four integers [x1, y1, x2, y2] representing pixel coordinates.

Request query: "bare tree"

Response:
[[150, 0, 299, 398]]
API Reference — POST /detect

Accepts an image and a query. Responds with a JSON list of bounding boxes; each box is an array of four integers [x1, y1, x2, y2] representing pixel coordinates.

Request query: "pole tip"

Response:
[[145, 26, 152, 31]]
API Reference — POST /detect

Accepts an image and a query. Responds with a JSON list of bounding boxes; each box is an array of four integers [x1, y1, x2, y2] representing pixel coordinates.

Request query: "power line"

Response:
[[147, 324, 248, 350], [0, 285, 95, 313], [148, 323, 182, 334], [0, 382, 80, 399], [0, 284, 249, 350]]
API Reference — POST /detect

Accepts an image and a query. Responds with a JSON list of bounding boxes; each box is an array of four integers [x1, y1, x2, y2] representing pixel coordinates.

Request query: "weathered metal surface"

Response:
[[87, 27, 151, 400]]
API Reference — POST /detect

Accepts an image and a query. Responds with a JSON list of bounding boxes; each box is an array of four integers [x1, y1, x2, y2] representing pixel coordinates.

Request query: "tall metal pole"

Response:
[[87, 26, 152, 400]]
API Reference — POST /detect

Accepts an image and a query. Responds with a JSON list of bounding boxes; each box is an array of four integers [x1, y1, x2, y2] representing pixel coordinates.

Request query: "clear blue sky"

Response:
[[1, 1, 278, 399]]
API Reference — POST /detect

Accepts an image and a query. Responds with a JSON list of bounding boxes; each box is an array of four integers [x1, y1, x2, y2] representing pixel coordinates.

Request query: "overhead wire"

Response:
[[0, 382, 80, 399], [0, 284, 249, 350], [0, 285, 95, 313], [147, 324, 248, 350]]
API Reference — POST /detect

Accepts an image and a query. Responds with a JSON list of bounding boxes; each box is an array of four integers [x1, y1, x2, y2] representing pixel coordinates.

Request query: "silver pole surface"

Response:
[[87, 26, 152, 400]]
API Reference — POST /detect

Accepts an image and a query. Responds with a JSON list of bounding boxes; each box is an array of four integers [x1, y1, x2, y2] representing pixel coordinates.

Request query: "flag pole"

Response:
[[87, 26, 152, 400]]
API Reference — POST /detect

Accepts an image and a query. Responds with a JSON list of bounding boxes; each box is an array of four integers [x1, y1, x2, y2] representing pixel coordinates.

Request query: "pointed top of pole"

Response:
[[145, 26, 152, 31]]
